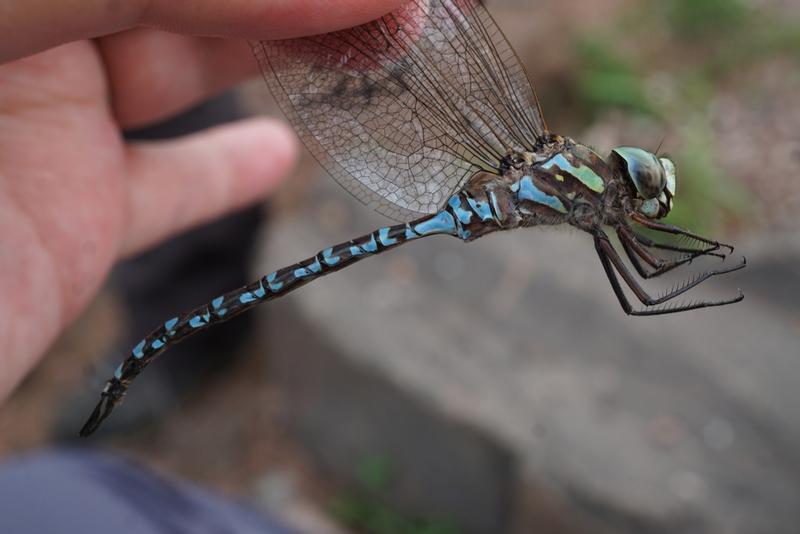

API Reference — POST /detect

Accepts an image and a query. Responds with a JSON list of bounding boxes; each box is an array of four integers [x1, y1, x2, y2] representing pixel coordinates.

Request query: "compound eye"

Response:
[[660, 157, 677, 199], [634, 163, 667, 200], [612, 147, 667, 200]]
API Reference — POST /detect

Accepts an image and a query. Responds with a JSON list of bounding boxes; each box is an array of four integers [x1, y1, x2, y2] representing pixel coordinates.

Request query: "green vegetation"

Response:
[[330, 454, 462, 534], [575, 38, 653, 116], [664, 0, 748, 39], [668, 120, 749, 232], [572, 0, 800, 230]]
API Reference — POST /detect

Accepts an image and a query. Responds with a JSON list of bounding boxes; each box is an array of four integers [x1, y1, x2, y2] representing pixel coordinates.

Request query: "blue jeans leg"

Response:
[[0, 449, 295, 534]]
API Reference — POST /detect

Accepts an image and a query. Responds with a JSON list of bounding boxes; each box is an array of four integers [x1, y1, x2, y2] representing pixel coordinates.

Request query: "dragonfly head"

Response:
[[611, 147, 676, 219]]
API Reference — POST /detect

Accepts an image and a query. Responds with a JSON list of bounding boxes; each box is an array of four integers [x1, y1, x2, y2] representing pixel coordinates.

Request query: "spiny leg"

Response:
[[620, 238, 694, 280], [598, 232, 745, 305], [643, 231, 726, 257], [618, 228, 695, 279], [631, 230, 726, 260], [594, 231, 745, 315], [630, 212, 735, 253], [617, 226, 722, 280]]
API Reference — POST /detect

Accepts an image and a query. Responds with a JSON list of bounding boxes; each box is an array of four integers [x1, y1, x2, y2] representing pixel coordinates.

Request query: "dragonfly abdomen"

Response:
[[80, 198, 498, 436]]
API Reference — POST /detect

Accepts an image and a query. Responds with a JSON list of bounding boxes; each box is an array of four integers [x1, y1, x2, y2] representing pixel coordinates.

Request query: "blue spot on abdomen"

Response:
[[322, 248, 341, 266], [266, 272, 284, 292], [361, 235, 379, 252], [378, 227, 399, 247], [211, 295, 228, 317], [239, 292, 257, 304], [132, 340, 146, 359], [254, 284, 267, 299], [414, 211, 457, 237]]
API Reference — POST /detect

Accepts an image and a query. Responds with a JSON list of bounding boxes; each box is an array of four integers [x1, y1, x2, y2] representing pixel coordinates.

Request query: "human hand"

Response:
[[0, 0, 402, 403]]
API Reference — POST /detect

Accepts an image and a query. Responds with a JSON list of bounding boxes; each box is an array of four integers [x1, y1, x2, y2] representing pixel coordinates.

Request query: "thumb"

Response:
[[121, 117, 298, 257]]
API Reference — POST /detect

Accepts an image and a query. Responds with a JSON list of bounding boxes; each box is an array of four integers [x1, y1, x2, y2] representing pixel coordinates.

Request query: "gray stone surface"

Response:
[[270, 306, 516, 533], [258, 178, 800, 534]]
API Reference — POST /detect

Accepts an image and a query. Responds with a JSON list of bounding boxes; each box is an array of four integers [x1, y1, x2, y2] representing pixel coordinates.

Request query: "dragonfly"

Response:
[[81, 0, 745, 436]]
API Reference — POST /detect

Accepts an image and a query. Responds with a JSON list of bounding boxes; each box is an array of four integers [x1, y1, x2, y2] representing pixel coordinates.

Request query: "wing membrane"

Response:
[[252, 0, 546, 219]]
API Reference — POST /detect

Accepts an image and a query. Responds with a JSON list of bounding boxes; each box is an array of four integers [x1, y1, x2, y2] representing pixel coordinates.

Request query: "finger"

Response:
[[121, 118, 298, 257], [138, 0, 404, 40], [1, 0, 142, 63], [1, 0, 403, 64], [99, 30, 257, 128]]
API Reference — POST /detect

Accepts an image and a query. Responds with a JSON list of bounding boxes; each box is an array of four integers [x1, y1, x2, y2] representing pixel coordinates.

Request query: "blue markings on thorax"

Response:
[[466, 197, 494, 222], [515, 176, 567, 214], [541, 154, 605, 193], [488, 191, 503, 222]]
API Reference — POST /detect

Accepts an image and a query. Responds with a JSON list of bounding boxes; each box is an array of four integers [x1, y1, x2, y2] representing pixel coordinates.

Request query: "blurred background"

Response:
[[1, 0, 798, 532]]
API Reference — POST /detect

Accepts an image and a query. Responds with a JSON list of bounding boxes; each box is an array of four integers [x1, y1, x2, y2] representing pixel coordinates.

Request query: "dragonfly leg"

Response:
[[617, 226, 719, 279], [631, 230, 727, 260], [594, 231, 745, 316], [618, 236, 694, 279], [630, 212, 735, 253]]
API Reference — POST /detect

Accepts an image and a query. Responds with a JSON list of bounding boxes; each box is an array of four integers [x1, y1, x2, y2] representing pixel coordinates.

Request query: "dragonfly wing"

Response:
[[252, 0, 547, 220]]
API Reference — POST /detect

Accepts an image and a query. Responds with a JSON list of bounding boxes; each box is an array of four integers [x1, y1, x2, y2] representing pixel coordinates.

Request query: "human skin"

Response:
[[0, 0, 402, 403]]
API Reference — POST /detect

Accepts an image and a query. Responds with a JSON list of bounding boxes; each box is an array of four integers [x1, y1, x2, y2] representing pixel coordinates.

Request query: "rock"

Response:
[[257, 177, 800, 534]]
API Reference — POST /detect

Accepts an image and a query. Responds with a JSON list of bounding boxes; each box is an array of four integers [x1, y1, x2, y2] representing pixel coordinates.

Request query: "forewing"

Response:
[[252, 0, 546, 220]]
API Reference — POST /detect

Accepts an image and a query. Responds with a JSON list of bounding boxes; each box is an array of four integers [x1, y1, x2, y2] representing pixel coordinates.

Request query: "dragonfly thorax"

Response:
[[610, 147, 676, 220]]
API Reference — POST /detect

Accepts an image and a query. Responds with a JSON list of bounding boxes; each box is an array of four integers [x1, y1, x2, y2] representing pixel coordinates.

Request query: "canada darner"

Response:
[[81, 0, 745, 436]]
